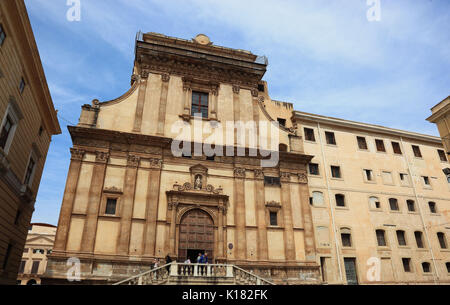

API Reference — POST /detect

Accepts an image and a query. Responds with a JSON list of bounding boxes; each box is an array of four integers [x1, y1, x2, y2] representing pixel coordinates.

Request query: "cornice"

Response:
[[294, 111, 442, 144]]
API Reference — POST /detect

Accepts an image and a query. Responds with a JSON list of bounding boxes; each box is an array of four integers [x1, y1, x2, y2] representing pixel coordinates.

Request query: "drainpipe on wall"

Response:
[[317, 122, 344, 283], [400, 137, 439, 284]]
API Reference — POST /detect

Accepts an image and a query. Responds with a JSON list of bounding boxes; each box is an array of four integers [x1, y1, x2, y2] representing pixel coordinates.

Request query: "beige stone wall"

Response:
[[95, 73, 291, 151], [298, 119, 450, 284]]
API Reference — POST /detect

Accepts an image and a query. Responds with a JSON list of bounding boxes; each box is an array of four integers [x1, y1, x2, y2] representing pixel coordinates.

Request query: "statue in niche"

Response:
[[194, 175, 203, 190]]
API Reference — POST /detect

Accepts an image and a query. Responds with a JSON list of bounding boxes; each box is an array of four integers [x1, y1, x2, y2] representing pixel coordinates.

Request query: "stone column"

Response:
[[133, 73, 149, 132], [143, 159, 162, 257], [298, 172, 316, 261], [116, 155, 140, 255], [233, 167, 246, 261], [232, 85, 240, 146], [80, 151, 109, 253], [168, 201, 178, 256], [217, 201, 225, 260], [254, 169, 268, 260], [53, 148, 85, 251], [156, 74, 170, 135], [280, 172, 296, 261]]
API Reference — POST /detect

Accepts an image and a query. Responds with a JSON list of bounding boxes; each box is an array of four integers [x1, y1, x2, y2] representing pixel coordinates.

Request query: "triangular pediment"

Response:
[[26, 235, 54, 245]]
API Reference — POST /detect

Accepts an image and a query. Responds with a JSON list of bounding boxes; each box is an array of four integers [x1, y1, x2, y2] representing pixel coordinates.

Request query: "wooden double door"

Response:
[[178, 209, 214, 263]]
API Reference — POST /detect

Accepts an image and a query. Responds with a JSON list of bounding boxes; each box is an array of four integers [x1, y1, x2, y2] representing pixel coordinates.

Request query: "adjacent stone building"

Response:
[[45, 32, 449, 285], [17, 223, 56, 285], [0, 0, 61, 285]]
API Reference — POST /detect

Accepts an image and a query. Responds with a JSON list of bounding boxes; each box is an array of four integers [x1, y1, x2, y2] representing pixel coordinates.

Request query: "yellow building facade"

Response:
[[0, 0, 61, 285], [45, 32, 449, 285], [17, 223, 56, 285]]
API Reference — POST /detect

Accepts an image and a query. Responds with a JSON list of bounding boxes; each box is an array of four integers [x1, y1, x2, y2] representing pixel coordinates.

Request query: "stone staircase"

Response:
[[113, 262, 275, 285]]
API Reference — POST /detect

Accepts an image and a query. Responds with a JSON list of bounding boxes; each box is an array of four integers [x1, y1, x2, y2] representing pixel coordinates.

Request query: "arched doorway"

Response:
[[178, 209, 214, 263], [27, 279, 37, 285]]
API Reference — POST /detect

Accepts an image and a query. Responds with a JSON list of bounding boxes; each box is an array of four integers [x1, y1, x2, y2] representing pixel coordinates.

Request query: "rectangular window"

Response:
[[389, 198, 399, 211], [277, 118, 286, 127], [412, 145, 422, 158], [397, 231, 407, 246], [105, 198, 117, 215], [402, 258, 411, 272], [423, 176, 430, 186], [428, 202, 437, 213], [19, 77, 26, 94], [269, 212, 278, 226], [304, 128, 315, 142], [415, 231, 424, 248], [357, 136, 368, 150], [438, 149, 447, 162], [309, 163, 319, 175], [264, 176, 281, 187], [437, 233, 447, 249], [399, 173, 410, 186], [19, 261, 26, 274], [392, 142, 402, 154], [364, 169, 373, 181], [325, 132, 336, 145], [375, 139, 386, 152], [407, 200, 415, 212], [191, 91, 208, 118], [341, 233, 352, 247], [31, 261, 40, 274], [0, 115, 14, 149], [331, 166, 341, 178], [0, 24, 6, 47], [376, 230, 387, 246], [24, 157, 36, 186]]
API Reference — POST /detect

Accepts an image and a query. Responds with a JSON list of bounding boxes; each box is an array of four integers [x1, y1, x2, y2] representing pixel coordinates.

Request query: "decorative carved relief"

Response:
[[172, 182, 223, 195], [141, 70, 150, 79], [161, 73, 171, 82], [254, 169, 264, 180], [265, 201, 282, 210], [149, 158, 163, 169], [234, 168, 246, 178], [280, 172, 291, 182], [298, 172, 308, 184], [232, 85, 240, 94], [70, 148, 85, 161], [104, 186, 123, 194], [168, 201, 179, 210], [251, 89, 259, 97], [127, 155, 140, 168], [95, 151, 109, 163], [258, 96, 265, 103]]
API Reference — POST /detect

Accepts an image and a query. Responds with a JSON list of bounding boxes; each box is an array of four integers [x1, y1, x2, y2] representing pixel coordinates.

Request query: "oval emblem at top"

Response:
[[193, 34, 211, 45]]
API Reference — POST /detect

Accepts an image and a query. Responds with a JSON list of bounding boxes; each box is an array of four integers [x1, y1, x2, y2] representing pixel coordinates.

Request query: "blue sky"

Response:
[[25, 0, 450, 225]]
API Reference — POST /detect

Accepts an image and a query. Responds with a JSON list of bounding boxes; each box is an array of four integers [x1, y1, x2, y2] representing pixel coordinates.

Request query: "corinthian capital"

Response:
[[70, 148, 85, 161]]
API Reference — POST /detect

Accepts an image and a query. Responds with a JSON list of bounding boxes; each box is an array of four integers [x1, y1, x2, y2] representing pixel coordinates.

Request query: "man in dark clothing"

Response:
[[165, 254, 172, 272]]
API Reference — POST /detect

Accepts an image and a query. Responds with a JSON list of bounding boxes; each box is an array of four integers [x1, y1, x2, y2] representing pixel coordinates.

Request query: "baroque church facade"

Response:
[[45, 32, 450, 285]]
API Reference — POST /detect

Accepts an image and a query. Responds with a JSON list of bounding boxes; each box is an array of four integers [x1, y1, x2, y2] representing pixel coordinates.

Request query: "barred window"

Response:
[[269, 212, 278, 226], [357, 136, 367, 150], [191, 91, 208, 118], [309, 163, 319, 175], [376, 230, 386, 246], [375, 139, 386, 152], [392, 142, 402, 154], [438, 149, 447, 162], [105, 198, 117, 215]]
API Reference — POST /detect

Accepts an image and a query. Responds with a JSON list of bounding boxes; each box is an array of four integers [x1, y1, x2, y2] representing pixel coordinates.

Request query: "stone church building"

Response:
[[45, 32, 450, 285]]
